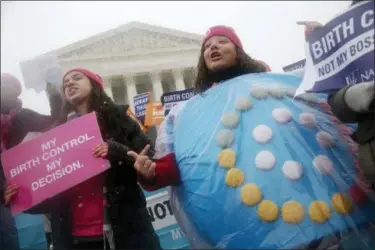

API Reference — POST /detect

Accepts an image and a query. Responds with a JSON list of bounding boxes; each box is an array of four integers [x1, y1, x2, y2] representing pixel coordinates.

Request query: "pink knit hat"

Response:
[[1, 73, 22, 98], [63, 68, 103, 89], [203, 25, 243, 49]]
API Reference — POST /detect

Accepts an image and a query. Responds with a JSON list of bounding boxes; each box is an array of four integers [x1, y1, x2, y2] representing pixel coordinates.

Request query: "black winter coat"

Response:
[[27, 105, 161, 249]]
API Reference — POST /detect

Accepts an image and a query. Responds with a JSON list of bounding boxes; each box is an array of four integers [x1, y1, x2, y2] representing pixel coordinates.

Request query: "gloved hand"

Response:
[[344, 81, 375, 113]]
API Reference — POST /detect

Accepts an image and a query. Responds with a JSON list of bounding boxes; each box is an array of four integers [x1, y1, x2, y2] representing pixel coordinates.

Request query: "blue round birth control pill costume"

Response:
[[171, 73, 375, 249]]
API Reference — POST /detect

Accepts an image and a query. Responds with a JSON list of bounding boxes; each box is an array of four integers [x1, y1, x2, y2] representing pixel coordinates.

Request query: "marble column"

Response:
[[150, 72, 164, 102], [172, 68, 185, 91], [125, 75, 137, 112], [103, 76, 114, 100]]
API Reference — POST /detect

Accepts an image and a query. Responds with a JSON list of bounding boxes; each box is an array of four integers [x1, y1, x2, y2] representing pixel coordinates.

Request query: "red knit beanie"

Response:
[[1, 73, 22, 98], [63, 68, 103, 89], [203, 25, 243, 49]]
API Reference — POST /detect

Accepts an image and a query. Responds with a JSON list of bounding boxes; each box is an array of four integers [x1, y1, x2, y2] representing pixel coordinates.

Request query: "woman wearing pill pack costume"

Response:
[[129, 25, 375, 249]]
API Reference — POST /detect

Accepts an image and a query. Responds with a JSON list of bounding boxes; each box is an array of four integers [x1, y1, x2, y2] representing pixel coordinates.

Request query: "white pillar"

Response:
[[173, 68, 186, 91], [125, 75, 137, 112], [103, 77, 114, 100], [151, 72, 164, 102]]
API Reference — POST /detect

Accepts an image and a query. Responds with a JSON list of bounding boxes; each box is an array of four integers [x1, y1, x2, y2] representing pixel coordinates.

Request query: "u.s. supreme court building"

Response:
[[43, 21, 202, 112]]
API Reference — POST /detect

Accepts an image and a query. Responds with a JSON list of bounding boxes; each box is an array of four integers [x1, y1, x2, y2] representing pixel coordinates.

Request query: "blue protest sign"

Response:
[[142, 188, 190, 249], [161, 88, 194, 116], [282, 59, 306, 72], [297, 1, 374, 95], [133, 92, 150, 123]]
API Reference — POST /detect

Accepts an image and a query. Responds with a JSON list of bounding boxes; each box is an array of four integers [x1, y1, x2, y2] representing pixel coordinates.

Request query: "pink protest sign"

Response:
[[1, 112, 110, 214]]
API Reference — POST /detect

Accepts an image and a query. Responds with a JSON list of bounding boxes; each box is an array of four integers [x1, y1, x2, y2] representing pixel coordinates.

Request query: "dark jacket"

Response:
[[0, 89, 62, 250], [27, 105, 160, 250], [0, 108, 60, 205], [328, 86, 375, 186], [0, 85, 62, 204]]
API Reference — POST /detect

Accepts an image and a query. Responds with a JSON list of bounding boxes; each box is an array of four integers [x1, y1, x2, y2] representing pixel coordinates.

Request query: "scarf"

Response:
[[201, 64, 252, 92]]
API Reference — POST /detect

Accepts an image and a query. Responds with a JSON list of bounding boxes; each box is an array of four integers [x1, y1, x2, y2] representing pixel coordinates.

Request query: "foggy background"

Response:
[[1, 1, 350, 114]]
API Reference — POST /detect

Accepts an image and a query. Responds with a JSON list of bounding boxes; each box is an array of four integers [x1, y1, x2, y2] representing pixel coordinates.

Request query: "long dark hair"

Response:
[[194, 46, 266, 93], [61, 80, 135, 140]]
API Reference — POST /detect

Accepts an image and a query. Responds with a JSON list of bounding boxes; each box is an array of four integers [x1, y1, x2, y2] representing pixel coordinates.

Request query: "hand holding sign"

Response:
[[297, 21, 323, 40], [20, 55, 63, 93], [1, 112, 110, 214], [344, 80, 375, 112], [92, 142, 109, 158], [128, 145, 156, 182], [4, 184, 19, 205], [296, 1, 374, 95]]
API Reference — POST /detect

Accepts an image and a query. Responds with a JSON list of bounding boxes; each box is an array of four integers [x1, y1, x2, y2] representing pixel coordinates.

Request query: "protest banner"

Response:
[[20, 54, 63, 93], [1, 112, 110, 214], [133, 92, 151, 123], [296, 1, 374, 96], [144, 102, 165, 126], [282, 59, 306, 72], [143, 188, 190, 249], [126, 109, 148, 132], [161, 88, 194, 116]]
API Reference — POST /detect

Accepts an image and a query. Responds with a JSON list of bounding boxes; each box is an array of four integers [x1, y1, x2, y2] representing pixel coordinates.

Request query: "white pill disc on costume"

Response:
[[221, 111, 240, 129], [282, 161, 303, 180], [272, 108, 292, 124], [255, 151, 276, 170], [216, 129, 235, 148], [253, 125, 273, 143]]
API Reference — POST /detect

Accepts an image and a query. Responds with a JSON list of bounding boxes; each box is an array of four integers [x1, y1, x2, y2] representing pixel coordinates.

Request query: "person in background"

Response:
[[329, 81, 374, 190], [328, 0, 375, 191], [10, 68, 160, 250], [127, 25, 269, 191], [1, 73, 63, 250], [300, 2, 374, 248], [300, 0, 375, 190]]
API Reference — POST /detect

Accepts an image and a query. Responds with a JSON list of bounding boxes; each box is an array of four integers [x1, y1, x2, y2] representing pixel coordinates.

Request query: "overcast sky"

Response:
[[1, 1, 350, 114]]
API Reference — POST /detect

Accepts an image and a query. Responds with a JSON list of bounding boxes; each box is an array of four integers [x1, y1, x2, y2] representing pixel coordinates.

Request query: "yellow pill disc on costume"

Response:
[[258, 200, 279, 222], [282, 201, 304, 224], [309, 201, 331, 223], [225, 168, 245, 188], [241, 183, 262, 206], [332, 193, 353, 215], [218, 149, 236, 168]]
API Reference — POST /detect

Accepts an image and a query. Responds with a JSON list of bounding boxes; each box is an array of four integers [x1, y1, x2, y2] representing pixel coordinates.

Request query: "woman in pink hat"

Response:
[[128, 25, 270, 191], [17, 68, 160, 250]]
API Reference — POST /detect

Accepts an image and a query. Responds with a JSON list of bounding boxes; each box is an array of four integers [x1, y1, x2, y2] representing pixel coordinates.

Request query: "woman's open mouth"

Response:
[[68, 87, 78, 96], [210, 51, 222, 61]]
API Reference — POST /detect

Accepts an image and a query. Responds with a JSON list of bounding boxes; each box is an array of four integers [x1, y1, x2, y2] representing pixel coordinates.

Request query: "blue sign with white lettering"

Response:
[[297, 1, 374, 94], [157, 224, 190, 249], [161, 89, 194, 116], [133, 92, 149, 123], [142, 188, 190, 249]]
